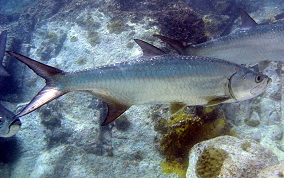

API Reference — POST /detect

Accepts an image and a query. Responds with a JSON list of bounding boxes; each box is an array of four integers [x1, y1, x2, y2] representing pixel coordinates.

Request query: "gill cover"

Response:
[[229, 69, 270, 101]]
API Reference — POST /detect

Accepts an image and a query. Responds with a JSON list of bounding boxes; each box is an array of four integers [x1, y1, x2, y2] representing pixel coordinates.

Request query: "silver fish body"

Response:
[[59, 55, 269, 105], [188, 24, 284, 64], [0, 103, 21, 137], [7, 52, 270, 125]]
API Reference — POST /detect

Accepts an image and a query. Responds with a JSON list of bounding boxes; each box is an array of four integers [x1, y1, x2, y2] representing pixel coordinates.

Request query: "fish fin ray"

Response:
[[16, 86, 66, 117], [6, 51, 64, 83], [101, 101, 130, 126], [239, 9, 258, 31], [134, 39, 166, 58]]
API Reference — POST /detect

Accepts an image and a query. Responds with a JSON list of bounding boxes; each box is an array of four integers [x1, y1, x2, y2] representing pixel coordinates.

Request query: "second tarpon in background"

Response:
[[154, 9, 284, 65]]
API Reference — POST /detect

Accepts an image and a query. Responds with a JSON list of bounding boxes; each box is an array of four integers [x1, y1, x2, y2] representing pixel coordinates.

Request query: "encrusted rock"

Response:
[[257, 163, 284, 178], [186, 136, 279, 178]]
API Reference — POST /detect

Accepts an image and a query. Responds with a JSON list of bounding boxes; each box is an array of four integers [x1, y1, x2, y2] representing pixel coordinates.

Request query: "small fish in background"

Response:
[[6, 42, 270, 126], [0, 31, 9, 76], [154, 9, 284, 65], [0, 103, 21, 137]]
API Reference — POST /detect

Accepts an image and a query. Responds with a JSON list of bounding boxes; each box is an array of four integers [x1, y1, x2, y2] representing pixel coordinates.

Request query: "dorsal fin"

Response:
[[239, 9, 258, 31], [153, 34, 188, 55], [134, 39, 166, 58]]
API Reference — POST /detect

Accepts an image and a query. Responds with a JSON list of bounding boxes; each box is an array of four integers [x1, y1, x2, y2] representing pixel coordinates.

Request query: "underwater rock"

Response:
[[201, 14, 231, 39], [257, 163, 284, 178], [186, 136, 279, 178]]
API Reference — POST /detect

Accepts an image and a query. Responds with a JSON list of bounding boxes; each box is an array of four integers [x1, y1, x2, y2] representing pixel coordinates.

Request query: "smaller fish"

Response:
[[0, 31, 9, 76], [0, 103, 21, 137]]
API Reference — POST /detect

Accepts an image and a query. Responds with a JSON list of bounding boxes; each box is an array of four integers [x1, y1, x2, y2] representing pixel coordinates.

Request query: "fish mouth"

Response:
[[4, 118, 21, 137]]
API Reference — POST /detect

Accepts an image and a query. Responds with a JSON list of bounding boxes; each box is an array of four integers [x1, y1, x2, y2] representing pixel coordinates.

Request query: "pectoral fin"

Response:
[[101, 101, 130, 126], [170, 102, 187, 115], [205, 96, 231, 106]]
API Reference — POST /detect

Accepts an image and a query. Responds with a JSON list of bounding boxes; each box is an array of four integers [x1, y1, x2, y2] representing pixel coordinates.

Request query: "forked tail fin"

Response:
[[6, 51, 67, 117]]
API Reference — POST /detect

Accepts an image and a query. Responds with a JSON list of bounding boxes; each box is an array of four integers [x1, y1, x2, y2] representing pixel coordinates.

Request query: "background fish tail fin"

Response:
[[7, 51, 67, 117]]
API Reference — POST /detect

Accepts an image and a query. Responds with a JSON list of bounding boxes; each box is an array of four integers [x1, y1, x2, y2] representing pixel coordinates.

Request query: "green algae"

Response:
[[77, 57, 87, 66], [107, 20, 129, 34], [196, 148, 228, 177], [126, 42, 134, 49], [154, 118, 168, 134], [76, 16, 101, 30], [241, 141, 251, 151], [44, 32, 58, 43], [245, 118, 260, 127], [87, 31, 100, 46], [70, 36, 78, 42], [155, 106, 231, 178]]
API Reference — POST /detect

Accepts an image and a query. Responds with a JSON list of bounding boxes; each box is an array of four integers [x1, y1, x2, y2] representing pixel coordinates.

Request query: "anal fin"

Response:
[[101, 100, 130, 126]]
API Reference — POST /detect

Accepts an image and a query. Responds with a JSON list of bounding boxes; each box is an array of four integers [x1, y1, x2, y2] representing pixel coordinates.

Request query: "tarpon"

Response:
[[0, 31, 9, 76], [7, 48, 270, 125], [0, 103, 21, 137], [154, 9, 284, 65]]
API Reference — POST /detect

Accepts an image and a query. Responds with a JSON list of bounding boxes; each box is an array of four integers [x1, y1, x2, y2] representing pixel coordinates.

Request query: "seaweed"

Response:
[[153, 106, 231, 177], [196, 148, 228, 177], [77, 57, 87, 66]]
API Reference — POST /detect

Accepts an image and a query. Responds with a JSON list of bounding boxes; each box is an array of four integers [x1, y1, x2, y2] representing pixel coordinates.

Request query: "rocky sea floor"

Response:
[[0, 0, 284, 177]]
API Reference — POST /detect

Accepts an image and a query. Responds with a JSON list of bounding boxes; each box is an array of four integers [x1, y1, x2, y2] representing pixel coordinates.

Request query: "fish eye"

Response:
[[0, 117, 3, 124], [255, 75, 263, 83]]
